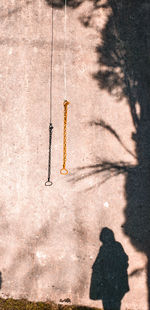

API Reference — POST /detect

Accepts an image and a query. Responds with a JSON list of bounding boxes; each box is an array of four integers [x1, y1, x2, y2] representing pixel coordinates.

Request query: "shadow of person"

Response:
[[90, 228, 129, 310]]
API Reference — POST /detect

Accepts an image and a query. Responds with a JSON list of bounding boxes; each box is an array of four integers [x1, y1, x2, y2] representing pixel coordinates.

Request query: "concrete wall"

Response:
[[0, 0, 149, 309]]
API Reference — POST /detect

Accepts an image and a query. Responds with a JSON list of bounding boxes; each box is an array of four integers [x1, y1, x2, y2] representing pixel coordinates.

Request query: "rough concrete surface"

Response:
[[0, 0, 149, 309]]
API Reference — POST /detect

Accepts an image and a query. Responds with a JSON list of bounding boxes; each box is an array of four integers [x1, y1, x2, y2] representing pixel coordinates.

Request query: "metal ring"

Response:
[[60, 168, 68, 175], [45, 181, 53, 186]]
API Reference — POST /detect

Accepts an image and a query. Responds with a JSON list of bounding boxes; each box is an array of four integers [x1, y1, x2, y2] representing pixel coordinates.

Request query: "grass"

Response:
[[0, 298, 101, 310]]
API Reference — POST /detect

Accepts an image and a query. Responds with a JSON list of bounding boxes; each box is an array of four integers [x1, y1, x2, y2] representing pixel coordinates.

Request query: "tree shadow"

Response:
[[90, 228, 129, 310], [80, 1, 150, 307], [45, 0, 150, 307], [45, 0, 83, 9]]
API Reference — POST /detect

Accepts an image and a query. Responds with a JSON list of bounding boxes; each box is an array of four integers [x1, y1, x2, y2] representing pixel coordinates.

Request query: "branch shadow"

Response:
[[45, 0, 83, 9]]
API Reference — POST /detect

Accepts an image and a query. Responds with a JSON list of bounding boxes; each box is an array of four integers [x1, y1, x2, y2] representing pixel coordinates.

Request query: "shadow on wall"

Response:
[[45, 0, 83, 9], [46, 0, 150, 307], [0, 272, 2, 290], [90, 228, 129, 310], [0, 0, 33, 20]]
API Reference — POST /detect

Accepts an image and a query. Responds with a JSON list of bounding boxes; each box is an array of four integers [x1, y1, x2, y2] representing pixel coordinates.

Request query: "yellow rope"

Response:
[[60, 100, 70, 175], [60, 0, 70, 176]]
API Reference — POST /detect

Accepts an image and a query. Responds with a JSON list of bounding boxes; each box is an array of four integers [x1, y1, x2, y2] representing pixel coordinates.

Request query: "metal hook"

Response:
[[45, 180, 53, 186]]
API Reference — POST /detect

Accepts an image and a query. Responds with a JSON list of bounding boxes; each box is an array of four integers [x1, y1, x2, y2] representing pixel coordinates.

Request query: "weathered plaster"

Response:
[[0, 1, 148, 309]]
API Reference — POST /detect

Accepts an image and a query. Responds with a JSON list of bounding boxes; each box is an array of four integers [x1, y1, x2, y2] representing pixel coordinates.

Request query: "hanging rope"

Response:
[[64, 0, 67, 100], [60, 0, 70, 175], [60, 100, 70, 175], [45, 0, 70, 183], [45, 0, 54, 186]]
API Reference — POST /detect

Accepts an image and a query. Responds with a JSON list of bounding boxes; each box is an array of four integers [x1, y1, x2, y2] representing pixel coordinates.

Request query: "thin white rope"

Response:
[[50, 0, 54, 123], [64, 0, 67, 100]]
